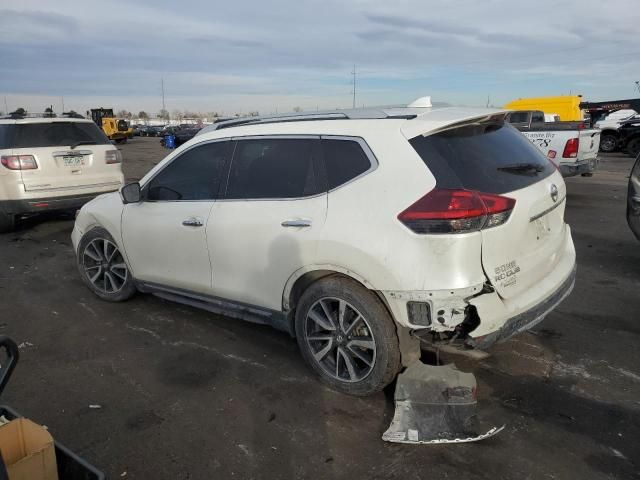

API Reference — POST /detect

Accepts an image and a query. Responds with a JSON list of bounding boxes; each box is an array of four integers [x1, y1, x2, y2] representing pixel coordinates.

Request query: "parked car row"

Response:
[[159, 126, 203, 147], [138, 125, 165, 137]]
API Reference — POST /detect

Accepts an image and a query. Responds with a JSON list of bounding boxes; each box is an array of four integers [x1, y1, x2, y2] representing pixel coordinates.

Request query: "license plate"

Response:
[[63, 156, 85, 167]]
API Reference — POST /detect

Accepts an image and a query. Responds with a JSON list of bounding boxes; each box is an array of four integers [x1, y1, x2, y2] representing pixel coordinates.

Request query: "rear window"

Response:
[[507, 111, 528, 124], [8, 122, 110, 148], [409, 121, 555, 194]]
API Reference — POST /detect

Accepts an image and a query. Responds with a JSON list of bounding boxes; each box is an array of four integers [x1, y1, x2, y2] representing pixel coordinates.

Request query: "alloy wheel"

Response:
[[304, 297, 377, 383], [82, 238, 128, 294]]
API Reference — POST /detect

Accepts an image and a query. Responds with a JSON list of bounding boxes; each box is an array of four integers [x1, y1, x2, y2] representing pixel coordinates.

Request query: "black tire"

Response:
[[0, 212, 16, 234], [599, 134, 618, 153], [295, 276, 401, 396], [627, 138, 640, 158], [77, 227, 136, 302]]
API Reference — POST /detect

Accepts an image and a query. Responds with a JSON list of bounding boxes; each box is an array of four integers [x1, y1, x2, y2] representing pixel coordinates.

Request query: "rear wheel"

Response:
[[627, 138, 640, 158], [599, 134, 618, 153], [295, 276, 401, 396], [0, 212, 16, 234], [77, 227, 136, 302]]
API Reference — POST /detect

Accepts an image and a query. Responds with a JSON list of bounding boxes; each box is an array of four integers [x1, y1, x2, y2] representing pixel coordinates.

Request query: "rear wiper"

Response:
[[497, 163, 544, 174], [69, 140, 97, 149]]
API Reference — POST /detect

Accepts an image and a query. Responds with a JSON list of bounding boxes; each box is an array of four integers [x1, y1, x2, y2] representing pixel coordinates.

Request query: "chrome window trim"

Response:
[[140, 134, 379, 203], [218, 134, 378, 202], [529, 196, 566, 222]]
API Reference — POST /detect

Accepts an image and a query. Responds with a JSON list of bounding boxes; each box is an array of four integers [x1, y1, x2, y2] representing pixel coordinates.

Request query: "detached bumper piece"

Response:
[[382, 362, 504, 444]]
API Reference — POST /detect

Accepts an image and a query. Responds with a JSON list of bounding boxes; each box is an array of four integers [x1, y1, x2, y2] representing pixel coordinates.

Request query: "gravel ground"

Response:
[[0, 137, 638, 479]]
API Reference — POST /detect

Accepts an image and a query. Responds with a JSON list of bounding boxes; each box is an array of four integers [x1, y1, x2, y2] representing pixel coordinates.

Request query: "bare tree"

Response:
[[158, 109, 170, 121], [117, 109, 132, 119], [248, 111, 260, 117], [138, 111, 149, 120], [293, 106, 303, 112]]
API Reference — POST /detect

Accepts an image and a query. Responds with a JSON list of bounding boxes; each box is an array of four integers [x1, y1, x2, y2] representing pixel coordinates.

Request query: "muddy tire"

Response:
[[0, 212, 16, 234], [295, 275, 401, 396], [77, 227, 136, 302]]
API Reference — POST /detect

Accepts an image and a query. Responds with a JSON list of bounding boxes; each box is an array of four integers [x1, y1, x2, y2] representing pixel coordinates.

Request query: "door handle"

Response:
[[182, 217, 203, 227], [281, 219, 312, 228]]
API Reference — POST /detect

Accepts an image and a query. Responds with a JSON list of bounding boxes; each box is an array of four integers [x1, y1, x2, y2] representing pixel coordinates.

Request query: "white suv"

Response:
[[72, 104, 576, 396], [0, 115, 124, 232]]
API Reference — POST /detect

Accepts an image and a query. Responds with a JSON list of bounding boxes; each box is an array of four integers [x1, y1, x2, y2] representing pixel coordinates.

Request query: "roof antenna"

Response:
[[407, 96, 432, 108]]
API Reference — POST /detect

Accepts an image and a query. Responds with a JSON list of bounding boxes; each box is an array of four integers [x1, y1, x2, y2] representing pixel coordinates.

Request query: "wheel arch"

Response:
[[283, 265, 420, 366], [283, 265, 376, 312]]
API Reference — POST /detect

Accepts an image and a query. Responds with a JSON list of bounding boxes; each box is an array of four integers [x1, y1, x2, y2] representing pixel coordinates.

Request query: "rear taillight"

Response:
[[105, 150, 122, 164], [547, 150, 559, 169], [562, 138, 579, 158], [1, 155, 38, 170], [398, 188, 516, 234]]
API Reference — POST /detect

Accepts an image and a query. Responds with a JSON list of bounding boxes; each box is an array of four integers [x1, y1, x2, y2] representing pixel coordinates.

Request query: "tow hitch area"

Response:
[[382, 362, 504, 444]]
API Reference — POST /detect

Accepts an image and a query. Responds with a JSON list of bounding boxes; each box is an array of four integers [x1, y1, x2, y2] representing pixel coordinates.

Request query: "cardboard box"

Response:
[[0, 418, 58, 480]]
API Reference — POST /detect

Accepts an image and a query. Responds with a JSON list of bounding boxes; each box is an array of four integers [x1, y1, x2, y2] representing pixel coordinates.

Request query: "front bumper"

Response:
[[0, 193, 113, 216], [468, 263, 576, 350], [559, 158, 597, 177]]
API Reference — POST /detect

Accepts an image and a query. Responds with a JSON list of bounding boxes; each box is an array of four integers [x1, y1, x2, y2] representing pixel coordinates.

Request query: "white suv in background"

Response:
[[0, 115, 124, 232], [72, 104, 576, 396]]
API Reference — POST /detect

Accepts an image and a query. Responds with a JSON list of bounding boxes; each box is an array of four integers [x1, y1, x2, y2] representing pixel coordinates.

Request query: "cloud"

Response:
[[1, 0, 640, 114]]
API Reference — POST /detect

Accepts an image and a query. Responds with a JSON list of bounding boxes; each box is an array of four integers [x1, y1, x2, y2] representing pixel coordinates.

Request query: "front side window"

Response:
[[225, 138, 320, 199], [146, 141, 230, 201]]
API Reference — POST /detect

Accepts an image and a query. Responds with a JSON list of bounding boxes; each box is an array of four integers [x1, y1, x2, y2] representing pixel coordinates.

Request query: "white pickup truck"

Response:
[[506, 110, 600, 177]]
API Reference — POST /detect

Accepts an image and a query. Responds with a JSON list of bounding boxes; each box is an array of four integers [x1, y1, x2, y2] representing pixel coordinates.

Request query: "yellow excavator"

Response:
[[88, 108, 132, 143]]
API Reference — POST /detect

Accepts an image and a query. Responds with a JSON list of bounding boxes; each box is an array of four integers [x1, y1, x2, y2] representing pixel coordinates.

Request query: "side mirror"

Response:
[[120, 182, 141, 204]]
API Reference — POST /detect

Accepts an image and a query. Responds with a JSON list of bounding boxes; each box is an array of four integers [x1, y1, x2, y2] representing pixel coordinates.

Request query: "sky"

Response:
[[1, 0, 640, 117]]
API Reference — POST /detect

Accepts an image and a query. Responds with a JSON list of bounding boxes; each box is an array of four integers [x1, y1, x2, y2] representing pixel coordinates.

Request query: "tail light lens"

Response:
[[562, 138, 579, 158], [1, 155, 38, 170], [105, 150, 122, 164], [398, 188, 516, 234]]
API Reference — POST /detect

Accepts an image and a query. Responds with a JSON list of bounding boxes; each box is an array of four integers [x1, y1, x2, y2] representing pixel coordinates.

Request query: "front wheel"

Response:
[[295, 276, 401, 396], [77, 227, 136, 302]]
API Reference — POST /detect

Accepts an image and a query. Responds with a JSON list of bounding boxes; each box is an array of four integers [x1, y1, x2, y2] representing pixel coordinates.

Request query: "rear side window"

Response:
[[146, 141, 230, 201], [225, 138, 320, 199], [409, 121, 555, 194], [11, 122, 110, 148], [322, 138, 372, 189], [531, 111, 545, 123], [507, 112, 528, 124], [0, 125, 15, 149]]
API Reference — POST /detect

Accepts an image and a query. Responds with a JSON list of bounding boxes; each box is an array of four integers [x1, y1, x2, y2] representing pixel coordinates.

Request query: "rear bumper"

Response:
[[559, 158, 597, 177], [467, 263, 576, 350], [0, 192, 113, 216]]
